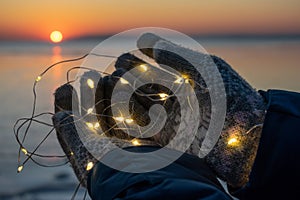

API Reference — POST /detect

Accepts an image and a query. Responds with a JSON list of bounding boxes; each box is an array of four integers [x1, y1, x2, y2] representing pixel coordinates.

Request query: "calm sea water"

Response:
[[0, 37, 300, 199]]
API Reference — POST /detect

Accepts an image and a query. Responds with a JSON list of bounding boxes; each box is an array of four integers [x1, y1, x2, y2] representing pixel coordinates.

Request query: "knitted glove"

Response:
[[107, 33, 266, 188], [53, 73, 156, 187], [53, 32, 266, 189]]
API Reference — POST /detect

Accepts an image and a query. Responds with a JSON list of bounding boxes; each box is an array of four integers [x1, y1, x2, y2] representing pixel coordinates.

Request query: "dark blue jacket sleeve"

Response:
[[87, 89, 300, 200], [87, 146, 233, 200], [233, 90, 300, 199]]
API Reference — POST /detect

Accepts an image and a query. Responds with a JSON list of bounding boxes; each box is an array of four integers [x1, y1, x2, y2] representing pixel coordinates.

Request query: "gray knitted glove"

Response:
[[53, 74, 157, 187], [106, 33, 266, 188], [53, 32, 266, 189]]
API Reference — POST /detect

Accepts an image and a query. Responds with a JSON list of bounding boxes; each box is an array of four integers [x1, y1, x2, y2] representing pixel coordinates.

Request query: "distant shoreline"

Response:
[[1, 33, 300, 43]]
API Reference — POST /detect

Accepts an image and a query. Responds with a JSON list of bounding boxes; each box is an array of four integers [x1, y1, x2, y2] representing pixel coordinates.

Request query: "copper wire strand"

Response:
[[13, 50, 265, 200], [12, 50, 207, 200], [14, 50, 209, 172], [14, 53, 119, 170]]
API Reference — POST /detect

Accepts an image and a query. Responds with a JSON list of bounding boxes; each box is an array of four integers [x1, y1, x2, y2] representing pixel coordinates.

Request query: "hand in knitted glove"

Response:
[[52, 72, 157, 188], [104, 33, 266, 188], [53, 32, 266, 189]]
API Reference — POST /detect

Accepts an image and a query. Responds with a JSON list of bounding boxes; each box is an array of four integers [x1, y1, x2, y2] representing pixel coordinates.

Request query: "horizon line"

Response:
[[1, 33, 300, 42]]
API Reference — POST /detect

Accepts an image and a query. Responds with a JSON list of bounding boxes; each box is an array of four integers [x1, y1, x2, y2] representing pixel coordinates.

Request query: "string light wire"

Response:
[[13, 52, 140, 200], [13, 51, 264, 199], [14, 53, 121, 169]]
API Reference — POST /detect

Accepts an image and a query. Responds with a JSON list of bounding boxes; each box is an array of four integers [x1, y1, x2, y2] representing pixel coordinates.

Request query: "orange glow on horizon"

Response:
[[0, 0, 300, 41]]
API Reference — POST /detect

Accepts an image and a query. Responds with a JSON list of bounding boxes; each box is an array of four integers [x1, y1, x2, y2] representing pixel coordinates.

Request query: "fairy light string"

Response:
[[14, 51, 264, 199], [14, 53, 120, 173], [14, 52, 192, 174], [16, 54, 90, 168]]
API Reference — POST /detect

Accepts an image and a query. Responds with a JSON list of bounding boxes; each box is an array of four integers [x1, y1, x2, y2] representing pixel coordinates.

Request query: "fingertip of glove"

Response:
[[115, 53, 144, 70], [137, 33, 163, 58], [54, 84, 78, 113]]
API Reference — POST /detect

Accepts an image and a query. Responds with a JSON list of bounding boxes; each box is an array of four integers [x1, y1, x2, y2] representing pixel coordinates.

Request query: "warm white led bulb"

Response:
[[139, 64, 148, 72], [94, 122, 100, 129], [120, 78, 129, 84], [17, 165, 23, 173], [114, 116, 125, 122], [87, 79, 94, 89], [35, 76, 42, 82], [227, 136, 239, 146], [125, 118, 134, 124], [21, 148, 28, 155], [131, 139, 141, 146], [86, 161, 94, 171], [174, 76, 184, 84], [86, 122, 94, 129], [174, 75, 189, 84], [158, 93, 168, 100], [87, 108, 93, 114]]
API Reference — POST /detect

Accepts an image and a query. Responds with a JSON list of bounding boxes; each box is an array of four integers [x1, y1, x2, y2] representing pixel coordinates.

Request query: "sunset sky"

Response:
[[1, 0, 300, 41]]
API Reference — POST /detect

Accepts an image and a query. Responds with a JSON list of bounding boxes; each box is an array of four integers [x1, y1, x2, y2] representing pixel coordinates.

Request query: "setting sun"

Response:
[[50, 31, 63, 43]]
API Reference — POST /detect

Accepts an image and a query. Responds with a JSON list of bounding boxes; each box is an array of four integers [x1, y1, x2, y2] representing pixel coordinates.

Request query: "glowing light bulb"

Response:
[[174, 76, 184, 84], [86, 161, 94, 171], [174, 74, 189, 84], [120, 78, 129, 84], [86, 122, 94, 129], [158, 93, 168, 101], [139, 64, 148, 72], [21, 148, 28, 155], [87, 79, 94, 89], [94, 122, 100, 129], [182, 74, 189, 82], [17, 165, 23, 173], [87, 108, 93, 114], [125, 118, 134, 124], [227, 136, 239, 146], [114, 116, 125, 122], [70, 152, 74, 156], [35, 76, 42, 82], [131, 139, 141, 146]]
